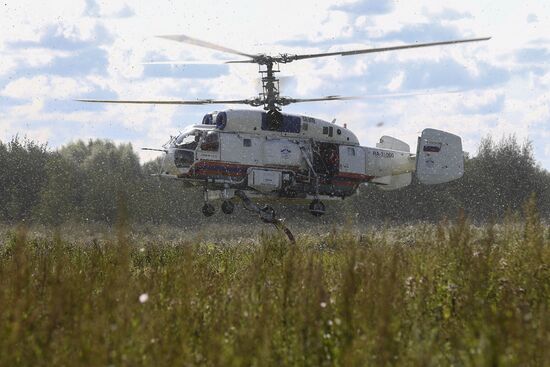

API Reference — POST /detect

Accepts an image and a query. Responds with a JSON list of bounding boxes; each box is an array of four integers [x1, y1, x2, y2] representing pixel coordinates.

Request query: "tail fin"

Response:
[[416, 129, 464, 184]]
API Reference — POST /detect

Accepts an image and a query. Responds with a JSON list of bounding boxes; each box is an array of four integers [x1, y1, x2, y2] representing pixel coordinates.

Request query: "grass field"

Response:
[[0, 205, 549, 366]]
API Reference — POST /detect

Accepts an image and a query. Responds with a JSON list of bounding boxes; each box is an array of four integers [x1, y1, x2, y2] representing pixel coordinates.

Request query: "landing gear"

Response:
[[260, 205, 275, 223], [221, 200, 235, 214], [309, 199, 326, 216], [298, 144, 325, 217], [202, 203, 215, 217], [202, 184, 215, 217], [234, 190, 295, 243]]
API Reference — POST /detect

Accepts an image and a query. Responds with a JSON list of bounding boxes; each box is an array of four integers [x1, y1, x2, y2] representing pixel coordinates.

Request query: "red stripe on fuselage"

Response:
[[185, 160, 375, 186]]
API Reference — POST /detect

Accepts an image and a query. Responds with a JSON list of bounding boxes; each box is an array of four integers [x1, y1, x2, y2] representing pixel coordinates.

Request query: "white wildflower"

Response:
[[139, 293, 149, 303]]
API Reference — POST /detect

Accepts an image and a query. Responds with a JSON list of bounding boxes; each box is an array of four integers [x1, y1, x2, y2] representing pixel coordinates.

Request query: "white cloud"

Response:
[[2, 76, 90, 99]]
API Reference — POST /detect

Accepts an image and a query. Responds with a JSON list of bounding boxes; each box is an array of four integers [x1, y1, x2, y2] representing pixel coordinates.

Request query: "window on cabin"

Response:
[[243, 138, 251, 147], [302, 122, 308, 131], [200, 131, 219, 151], [347, 147, 356, 156], [322, 126, 328, 135], [261, 113, 301, 133], [328, 126, 333, 137]]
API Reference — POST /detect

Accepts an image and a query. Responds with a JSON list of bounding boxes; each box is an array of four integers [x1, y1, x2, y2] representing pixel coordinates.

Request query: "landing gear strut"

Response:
[[299, 144, 326, 217], [234, 190, 295, 244], [202, 184, 215, 217], [221, 200, 235, 214]]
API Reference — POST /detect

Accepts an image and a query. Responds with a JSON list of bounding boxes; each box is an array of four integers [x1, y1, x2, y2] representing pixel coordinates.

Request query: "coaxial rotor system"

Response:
[[78, 33, 490, 114]]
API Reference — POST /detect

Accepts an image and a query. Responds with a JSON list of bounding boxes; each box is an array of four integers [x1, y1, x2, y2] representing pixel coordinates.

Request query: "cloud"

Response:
[[115, 5, 135, 18], [330, 0, 395, 16], [516, 47, 550, 64], [84, 0, 100, 17], [432, 8, 473, 21], [527, 13, 538, 23], [142, 64, 229, 80], [13, 48, 110, 77], [376, 23, 462, 43], [8, 23, 112, 51], [460, 93, 506, 115], [400, 59, 509, 90], [83, 0, 135, 18], [2, 75, 90, 99]]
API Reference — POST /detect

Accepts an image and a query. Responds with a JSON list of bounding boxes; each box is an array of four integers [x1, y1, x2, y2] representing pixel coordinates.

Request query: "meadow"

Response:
[[0, 203, 548, 366]]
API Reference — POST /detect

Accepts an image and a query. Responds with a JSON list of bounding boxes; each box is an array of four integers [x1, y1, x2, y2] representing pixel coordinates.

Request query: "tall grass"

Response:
[[0, 204, 548, 366]]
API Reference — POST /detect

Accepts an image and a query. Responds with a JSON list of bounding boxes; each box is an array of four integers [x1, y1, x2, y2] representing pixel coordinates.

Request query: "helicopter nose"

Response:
[[161, 148, 179, 174]]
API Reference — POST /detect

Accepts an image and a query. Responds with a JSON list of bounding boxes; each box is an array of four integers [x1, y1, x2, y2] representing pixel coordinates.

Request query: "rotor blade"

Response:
[[290, 37, 491, 62], [279, 95, 358, 105], [283, 90, 468, 105], [76, 98, 261, 106], [142, 60, 243, 65], [361, 89, 466, 99], [157, 34, 257, 59]]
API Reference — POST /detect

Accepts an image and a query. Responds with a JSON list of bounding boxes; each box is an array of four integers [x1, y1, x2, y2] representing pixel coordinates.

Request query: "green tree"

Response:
[[34, 153, 83, 225], [0, 137, 49, 222]]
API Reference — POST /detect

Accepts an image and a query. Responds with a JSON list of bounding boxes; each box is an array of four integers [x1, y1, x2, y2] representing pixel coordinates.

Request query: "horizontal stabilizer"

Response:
[[373, 172, 413, 191]]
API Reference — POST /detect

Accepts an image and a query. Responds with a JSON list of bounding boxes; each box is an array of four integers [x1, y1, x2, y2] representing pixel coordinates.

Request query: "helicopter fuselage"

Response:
[[161, 109, 416, 208]]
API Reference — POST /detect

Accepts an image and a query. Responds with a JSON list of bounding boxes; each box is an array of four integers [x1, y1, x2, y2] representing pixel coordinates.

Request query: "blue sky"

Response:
[[1, 0, 549, 169]]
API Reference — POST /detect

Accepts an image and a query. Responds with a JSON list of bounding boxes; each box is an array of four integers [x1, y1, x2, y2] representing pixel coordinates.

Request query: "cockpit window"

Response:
[[174, 130, 200, 168], [200, 131, 219, 151], [175, 131, 199, 147]]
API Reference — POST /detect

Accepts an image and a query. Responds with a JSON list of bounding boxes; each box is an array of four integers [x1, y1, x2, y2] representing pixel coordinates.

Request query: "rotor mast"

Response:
[[260, 60, 281, 111]]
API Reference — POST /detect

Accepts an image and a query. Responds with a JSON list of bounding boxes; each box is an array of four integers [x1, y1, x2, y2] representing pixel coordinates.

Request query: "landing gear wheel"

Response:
[[221, 200, 235, 215], [202, 203, 215, 217], [309, 199, 326, 216], [260, 205, 276, 223]]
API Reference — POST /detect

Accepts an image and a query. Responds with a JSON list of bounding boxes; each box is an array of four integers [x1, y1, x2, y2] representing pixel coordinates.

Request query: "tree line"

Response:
[[0, 135, 548, 227]]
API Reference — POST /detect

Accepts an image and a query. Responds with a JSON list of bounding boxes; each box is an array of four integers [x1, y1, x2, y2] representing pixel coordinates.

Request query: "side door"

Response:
[[339, 145, 365, 175]]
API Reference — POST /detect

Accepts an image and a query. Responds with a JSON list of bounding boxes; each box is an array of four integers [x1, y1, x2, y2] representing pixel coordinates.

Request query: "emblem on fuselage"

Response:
[[281, 148, 292, 159]]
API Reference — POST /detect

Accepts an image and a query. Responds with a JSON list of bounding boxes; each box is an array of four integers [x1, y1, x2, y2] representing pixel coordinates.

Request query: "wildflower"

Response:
[[139, 247, 145, 253], [320, 302, 327, 308], [139, 293, 149, 303]]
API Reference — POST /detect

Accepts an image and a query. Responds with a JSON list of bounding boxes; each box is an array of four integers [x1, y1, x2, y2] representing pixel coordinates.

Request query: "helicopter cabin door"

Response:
[[196, 131, 221, 161], [339, 145, 365, 175], [313, 142, 339, 176]]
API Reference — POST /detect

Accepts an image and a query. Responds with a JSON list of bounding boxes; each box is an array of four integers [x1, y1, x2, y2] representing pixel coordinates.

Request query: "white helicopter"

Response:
[[79, 34, 489, 233]]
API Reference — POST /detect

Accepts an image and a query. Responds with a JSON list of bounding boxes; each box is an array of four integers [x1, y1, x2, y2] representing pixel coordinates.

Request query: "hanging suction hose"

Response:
[[235, 190, 295, 244]]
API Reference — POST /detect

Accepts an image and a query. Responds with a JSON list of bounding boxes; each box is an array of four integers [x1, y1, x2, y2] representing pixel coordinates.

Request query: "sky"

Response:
[[1, 0, 549, 168]]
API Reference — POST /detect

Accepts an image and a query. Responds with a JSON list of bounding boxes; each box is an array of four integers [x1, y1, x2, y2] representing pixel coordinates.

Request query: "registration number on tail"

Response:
[[372, 150, 394, 158]]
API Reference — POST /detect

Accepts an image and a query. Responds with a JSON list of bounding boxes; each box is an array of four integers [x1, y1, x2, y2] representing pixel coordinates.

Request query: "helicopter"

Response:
[[78, 33, 490, 232]]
